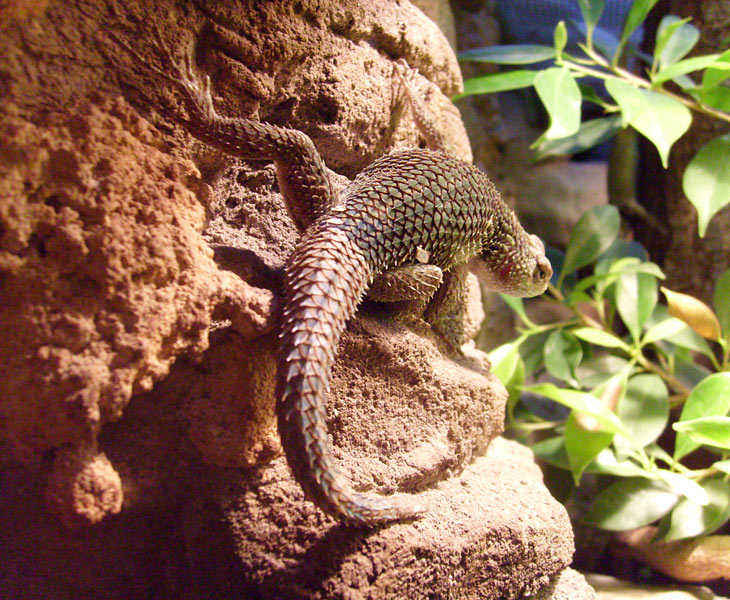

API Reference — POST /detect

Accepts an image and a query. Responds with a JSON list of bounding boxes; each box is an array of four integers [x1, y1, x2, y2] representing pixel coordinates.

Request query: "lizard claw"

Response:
[[173, 47, 216, 118], [394, 58, 419, 87]]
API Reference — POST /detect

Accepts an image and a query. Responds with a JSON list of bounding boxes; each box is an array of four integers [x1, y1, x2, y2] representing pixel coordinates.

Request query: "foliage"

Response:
[[489, 204, 730, 541], [457, 0, 730, 237]]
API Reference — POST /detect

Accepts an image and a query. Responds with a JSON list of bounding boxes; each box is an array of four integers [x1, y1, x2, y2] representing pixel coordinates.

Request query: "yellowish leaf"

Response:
[[661, 287, 721, 341]]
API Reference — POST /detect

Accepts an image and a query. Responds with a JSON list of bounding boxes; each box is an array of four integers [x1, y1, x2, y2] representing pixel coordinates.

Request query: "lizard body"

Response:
[[128, 47, 551, 525], [278, 148, 550, 523]]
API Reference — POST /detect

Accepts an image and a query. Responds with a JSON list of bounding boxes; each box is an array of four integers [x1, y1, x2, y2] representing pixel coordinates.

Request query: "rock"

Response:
[[204, 438, 577, 599], [45, 446, 123, 527], [0, 0, 585, 597], [508, 159, 608, 251], [529, 569, 597, 600]]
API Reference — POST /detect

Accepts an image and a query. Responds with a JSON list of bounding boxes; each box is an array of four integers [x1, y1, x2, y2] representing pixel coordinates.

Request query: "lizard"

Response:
[[114, 39, 552, 526]]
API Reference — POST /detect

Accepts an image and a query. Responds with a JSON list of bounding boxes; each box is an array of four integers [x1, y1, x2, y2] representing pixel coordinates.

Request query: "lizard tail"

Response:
[[276, 225, 426, 525]]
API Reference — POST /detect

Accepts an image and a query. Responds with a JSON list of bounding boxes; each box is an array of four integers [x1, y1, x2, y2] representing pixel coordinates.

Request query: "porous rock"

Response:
[[0, 0, 584, 597]]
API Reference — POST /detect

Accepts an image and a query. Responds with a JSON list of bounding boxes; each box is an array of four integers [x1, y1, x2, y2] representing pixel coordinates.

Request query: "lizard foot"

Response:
[[171, 46, 217, 122]]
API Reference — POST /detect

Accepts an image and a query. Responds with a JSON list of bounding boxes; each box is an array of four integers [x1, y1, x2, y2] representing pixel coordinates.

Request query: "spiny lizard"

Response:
[[122, 44, 552, 526]]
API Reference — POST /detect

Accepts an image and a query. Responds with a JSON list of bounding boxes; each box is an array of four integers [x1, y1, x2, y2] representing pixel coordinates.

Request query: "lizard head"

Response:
[[470, 232, 552, 298]]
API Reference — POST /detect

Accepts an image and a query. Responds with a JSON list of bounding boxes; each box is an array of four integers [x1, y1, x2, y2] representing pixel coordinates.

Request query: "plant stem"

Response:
[[721, 337, 730, 371], [570, 48, 730, 125], [548, 282, 564, 302], [635, 351, 692, 398]]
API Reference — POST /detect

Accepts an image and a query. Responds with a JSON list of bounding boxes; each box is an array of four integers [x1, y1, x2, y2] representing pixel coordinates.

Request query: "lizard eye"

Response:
[[532, 260, 552, 285]]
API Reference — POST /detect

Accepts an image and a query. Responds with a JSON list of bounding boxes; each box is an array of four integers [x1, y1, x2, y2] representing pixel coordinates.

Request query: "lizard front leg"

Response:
[[368, 263, 444, 321], [393, 59, 447, 154], [368, 263, 474, 352]]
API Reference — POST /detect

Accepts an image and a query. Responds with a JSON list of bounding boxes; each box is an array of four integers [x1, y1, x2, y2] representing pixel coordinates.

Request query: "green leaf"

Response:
[[490, 342, 526, 420], [457, 70, 537, 99], [520, 330, 548, 376], [703, 49, 730, 89], [674, 417, 730, 450], [653, 54, 721, 86], [525, 383, 628, 436], [565, 412, 614, 483], [654, 16, 693, 69], [699, 85, 730, 112], [641, 317, 687, 346], [458, 45, 556, 65], [533, 67, 582, 141], [714, 269, 730, 337], [561, 205, 620, 283], [675, 373, 730, 459], [644, 443, 675, 466], [489, 342, 522, 386], [572, 327, 630, 350], [667, 327, 715, 359], [544, 330, 583, 387], [655, 16, 699, 70], [578, 83, 612, 108], [506, 357, 525, 418], [583, 477, 678, 530], [533, 115, 622, 161], [588, 448, 651, 477], [616, 271, 657, 341], [664, 477, 730, 541], [578, 0, 605, 43], [616, 0, 660, 62], [605, 79, 691, 168], [656, 470, 710, 505], [683, 133, 730, 238], [675, 359, 713, 391], [554, 21, 567, 58], [569, 258, 663, 302], [618, 374, 669, 448], [575, 355, 630, 388], [595, 240, 650, 270], [532, 436, 570, 470], [647, 306, 715, 359]]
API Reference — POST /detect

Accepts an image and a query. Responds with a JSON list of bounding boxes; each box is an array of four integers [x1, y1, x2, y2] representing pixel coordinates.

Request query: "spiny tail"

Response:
[[276, 227, 426, 526]]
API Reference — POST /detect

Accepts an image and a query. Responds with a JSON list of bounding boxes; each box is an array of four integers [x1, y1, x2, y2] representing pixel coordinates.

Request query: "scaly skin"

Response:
[[126, 46, 552, 525], [278, 149, 551, 524]]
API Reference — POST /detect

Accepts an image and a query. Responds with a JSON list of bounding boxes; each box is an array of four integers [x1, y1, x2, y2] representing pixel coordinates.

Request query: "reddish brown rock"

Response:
[[0, 1, 586, 597], [212, 438, 576, 599]]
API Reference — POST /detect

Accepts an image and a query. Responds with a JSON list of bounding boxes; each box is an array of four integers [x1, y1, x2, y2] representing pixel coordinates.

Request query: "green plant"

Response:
[[457, 0, 730, 237], [490, 203, 730, 540]]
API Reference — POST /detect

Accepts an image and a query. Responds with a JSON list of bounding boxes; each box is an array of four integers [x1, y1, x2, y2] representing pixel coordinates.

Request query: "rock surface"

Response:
[[586, 574, 727, 600], [211, 438, 577, 599], [0, 0, 587, 597], [531, 569, 597, 600]]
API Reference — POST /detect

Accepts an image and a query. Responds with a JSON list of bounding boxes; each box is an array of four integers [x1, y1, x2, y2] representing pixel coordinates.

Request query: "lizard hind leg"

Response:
[[175, 45, 215, 120]]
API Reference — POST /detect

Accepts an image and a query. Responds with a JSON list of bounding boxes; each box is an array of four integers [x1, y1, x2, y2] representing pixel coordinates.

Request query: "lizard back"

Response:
[[340, 148, 502, 272]]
